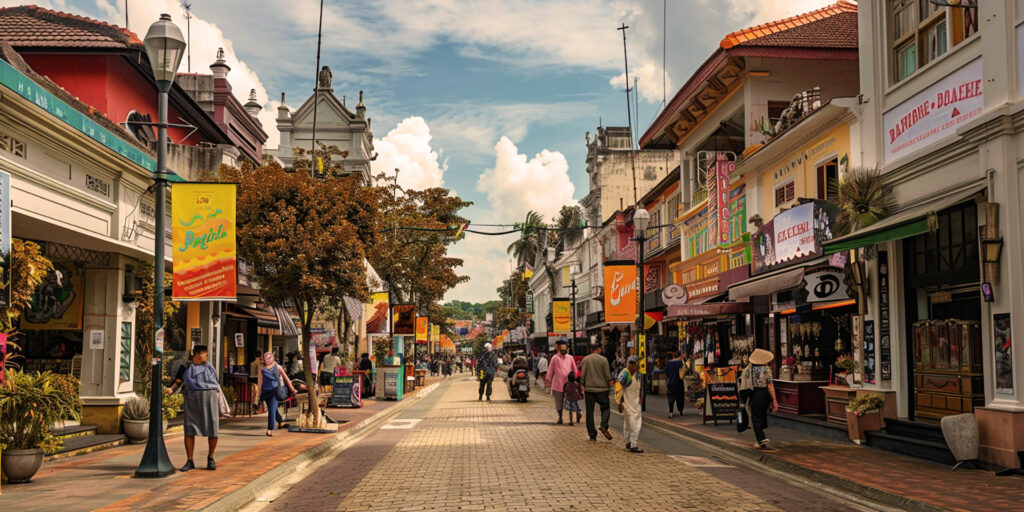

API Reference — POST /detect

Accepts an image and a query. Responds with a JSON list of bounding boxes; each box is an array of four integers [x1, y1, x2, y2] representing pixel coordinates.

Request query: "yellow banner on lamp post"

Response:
[[171, 183, 237, 300]]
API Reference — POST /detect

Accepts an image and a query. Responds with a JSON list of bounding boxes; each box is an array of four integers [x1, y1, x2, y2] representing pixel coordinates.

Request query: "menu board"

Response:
[[329, 374, 361, 408], [707, 382, 740, 425]]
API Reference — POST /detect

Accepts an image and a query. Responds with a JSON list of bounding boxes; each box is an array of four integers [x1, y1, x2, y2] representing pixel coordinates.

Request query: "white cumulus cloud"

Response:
[[476, 137, 575, 223], [372, 116, 447, 190]]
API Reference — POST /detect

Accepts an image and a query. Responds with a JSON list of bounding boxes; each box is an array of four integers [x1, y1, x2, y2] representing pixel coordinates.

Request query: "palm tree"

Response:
[[507, 210, 546, 266], [833, 167, 895, 236], [554, 205, 585, 255]]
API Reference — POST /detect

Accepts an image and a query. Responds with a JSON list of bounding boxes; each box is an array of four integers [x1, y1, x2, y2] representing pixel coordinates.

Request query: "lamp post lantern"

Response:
[[631, 208, 650, 411], [136, 13, 185, 478]]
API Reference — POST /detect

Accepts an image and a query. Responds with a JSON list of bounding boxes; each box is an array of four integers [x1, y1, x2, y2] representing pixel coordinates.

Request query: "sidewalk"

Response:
[[0, 376, 446, 512], [641, 392, 1024, 512]]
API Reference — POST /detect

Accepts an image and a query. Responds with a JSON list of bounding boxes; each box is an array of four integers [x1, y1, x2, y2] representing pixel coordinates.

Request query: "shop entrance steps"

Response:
[[865, 418, 956, 466], [47, 424, 125, 461]]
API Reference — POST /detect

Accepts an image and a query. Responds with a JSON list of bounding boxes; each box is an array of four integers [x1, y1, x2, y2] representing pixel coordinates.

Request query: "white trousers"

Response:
[[623, 406, 642, 445]]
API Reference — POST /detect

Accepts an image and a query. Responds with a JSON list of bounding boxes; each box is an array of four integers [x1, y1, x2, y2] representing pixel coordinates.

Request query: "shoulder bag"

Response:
[[275, 364, 291, 401]]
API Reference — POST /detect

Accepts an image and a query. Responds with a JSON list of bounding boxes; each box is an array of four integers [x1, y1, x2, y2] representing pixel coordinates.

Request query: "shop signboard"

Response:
[[329, 374, 361, 408], [415, 316, 429, 344], [171, 183, 238, 300], [878, 252, 892, 381], [392, 304, 415, 335], [662, 284, 688, 306], [604, 260, 637, 324], [716, 160, 734, 244], [803, 267, 850, 303], [884, 58, 983, 162], [23, 261, 85, 330], [644, 264, 661, 292], [365, 292, 389, 333], [751, 201, 836, 275]]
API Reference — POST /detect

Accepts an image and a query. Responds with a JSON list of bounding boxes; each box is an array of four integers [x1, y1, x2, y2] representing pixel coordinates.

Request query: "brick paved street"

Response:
[[262, 376, 857, 512]]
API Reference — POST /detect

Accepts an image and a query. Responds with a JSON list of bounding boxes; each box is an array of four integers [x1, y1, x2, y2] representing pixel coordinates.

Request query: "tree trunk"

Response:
[[298, 304, 320, 427]]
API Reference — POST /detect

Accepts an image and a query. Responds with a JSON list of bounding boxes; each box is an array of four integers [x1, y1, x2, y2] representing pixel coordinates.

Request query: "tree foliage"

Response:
[[834, 167, 895, 236], [133, 260, 180, 394], [219, 146, 369, 426], [507, 210, 546, 267]]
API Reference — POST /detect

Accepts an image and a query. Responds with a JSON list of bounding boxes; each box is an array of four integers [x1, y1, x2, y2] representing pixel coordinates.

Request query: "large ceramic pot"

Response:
[[122, 419, 149, 444], [1, 448, 45, 483]]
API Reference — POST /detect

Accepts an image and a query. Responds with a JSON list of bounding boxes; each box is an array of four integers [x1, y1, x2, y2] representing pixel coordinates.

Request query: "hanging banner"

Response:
[[430, 324, 440, 343], [604, 260, 637, 324], [415, 316, 429, 343], [23, 261, 85, 330], [552, 299, 571, 333], [392, 303, 415, 335], [0, 170, 9, 309], [716, 159, 734, 245], [171, 183, 237, 300], [365, 292, 389, 333]]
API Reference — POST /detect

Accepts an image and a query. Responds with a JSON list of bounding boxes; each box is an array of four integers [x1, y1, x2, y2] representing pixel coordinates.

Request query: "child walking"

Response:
[[563, 372, 583, 425]]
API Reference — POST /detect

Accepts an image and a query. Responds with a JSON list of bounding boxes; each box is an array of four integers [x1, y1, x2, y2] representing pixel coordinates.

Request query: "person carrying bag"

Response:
[[257, 352, 296, 437]]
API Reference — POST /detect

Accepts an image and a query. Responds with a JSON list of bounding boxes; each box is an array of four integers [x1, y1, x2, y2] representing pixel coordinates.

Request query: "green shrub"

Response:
[[0, 369, 81, 451]]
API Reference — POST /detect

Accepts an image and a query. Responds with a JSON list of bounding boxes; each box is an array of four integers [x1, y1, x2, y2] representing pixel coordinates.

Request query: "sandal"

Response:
[[266, 430, 273, 437]]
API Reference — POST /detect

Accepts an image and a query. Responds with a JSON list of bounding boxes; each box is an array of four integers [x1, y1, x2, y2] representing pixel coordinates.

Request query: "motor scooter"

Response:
[[507, 367, 530, 402]]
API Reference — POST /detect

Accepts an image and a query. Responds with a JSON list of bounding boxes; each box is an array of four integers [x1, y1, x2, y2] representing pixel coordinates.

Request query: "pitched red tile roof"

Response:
[[720, 1, 857, 49], [0, 5, 142, 49]]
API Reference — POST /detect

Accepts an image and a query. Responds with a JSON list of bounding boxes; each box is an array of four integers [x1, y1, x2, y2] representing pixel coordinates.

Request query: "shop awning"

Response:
[[240, 306, 280, 329], [728, 264, 811, 302], [666, 302, 752, 318], [824, 181, 986, 255], [274, 306, 300, 337]]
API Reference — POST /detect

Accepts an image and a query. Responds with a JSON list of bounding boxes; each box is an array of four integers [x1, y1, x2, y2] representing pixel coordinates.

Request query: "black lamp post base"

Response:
[[135, 440, 175, 478]]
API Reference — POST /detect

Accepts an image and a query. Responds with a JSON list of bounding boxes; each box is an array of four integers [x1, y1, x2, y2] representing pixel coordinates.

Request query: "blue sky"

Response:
[[13, 0, 834, 302]]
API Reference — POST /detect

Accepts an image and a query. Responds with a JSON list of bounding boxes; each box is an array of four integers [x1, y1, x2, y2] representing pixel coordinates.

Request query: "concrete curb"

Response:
[[202, 381, 443, 512], [643, 416, 950, 512]]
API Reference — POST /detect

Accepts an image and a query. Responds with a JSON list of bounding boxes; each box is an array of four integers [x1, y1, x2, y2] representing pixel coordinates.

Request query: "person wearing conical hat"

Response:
[[742, 348, 778, 449]]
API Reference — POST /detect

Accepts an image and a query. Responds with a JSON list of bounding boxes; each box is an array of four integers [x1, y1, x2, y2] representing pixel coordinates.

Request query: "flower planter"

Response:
[[122, 419, 149, 444], [846, 409, 882, 444], [1, 448, 44, 483]]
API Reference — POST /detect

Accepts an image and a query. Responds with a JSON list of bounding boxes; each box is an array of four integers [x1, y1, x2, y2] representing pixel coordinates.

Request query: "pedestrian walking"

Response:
[[742, 348, 779, 449], [665, 351, 686, 418], [579, 342, 613, 441], [536, 353, 548, 389], [166, 345, 221, 470], [257, 352, 296, 437], [616, 356, 643, 453], [544, 340, 578, 424], [476, 343, 498, 400], [358, 352, 373, 398], [563, 372, 582, 426]]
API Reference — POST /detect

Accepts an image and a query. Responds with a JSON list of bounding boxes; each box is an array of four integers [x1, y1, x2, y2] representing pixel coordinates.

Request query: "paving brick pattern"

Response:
[[325, 378, 784, 512]]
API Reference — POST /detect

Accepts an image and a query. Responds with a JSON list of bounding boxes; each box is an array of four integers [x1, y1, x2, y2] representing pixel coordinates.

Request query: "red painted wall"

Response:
[[23, 53, 202, 145]]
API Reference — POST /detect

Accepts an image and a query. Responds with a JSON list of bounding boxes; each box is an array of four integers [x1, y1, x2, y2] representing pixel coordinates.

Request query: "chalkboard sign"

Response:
[[707, 382, 740, 425], [329, 375, 360, 408]]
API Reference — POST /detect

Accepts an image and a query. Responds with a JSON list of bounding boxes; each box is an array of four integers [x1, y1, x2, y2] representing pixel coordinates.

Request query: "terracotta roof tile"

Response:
[[719, 1, 857, 50], [0, 5, 142, 49]]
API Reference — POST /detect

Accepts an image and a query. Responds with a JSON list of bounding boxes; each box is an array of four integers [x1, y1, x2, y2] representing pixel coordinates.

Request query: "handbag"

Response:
[[217, 386, 232, 418], [736, 407, 750, 432], [274, 364, 291, 401]]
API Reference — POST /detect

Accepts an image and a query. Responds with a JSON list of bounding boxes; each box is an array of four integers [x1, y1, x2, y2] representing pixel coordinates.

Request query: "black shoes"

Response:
[[207, 457, 216, 470], [629, 446, 645, 453], [589, 436, 597, 441], [478, 395, 482, 401], [180, 460, 195, 472]]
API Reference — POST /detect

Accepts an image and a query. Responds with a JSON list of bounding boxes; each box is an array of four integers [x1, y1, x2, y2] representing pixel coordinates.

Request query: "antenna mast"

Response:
[[617, 23, 638, 207]]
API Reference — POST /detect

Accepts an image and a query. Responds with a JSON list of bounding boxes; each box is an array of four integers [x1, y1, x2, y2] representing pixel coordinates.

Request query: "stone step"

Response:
[[45, 434, 125, 461], [883, 418, 948, 445], [865, 430, 956, 466], [53, 424, 97, 440]]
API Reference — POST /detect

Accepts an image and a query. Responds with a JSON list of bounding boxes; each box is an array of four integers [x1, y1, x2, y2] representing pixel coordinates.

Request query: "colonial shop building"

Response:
[[827, 1, 1024, 468]]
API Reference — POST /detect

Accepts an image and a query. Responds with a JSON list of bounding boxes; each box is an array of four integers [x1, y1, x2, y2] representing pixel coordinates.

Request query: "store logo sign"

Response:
[[804, 268, 849, 303]]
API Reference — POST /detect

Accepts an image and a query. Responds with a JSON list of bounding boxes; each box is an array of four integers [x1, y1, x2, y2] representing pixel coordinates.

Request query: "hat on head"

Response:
[[555, 339, 568, 346], [749, 348, 774, 365], [484, 342, 492, 350], [627, 355, 639, 364]]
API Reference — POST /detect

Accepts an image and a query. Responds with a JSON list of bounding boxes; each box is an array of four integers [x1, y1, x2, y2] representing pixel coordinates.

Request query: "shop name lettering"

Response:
[[776, 221, 810, 244], [178, 225, 227, 252], [888, 79, 982, 144], [609, 271, 635, 306]]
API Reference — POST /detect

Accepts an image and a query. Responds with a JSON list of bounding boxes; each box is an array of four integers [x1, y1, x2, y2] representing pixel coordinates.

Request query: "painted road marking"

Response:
[[669, 455, 733, 467], [381, 419, 421, 429]]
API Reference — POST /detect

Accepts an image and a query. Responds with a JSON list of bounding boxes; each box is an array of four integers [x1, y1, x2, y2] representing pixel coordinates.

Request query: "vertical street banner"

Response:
[[0, 170, 9, 309], [171, 183, 237, 300], [430, 324, 440, 343], [716, 159, 734, 245], [392, 303, 415, 335], [551, 299, 571, 333], [365, 292, 389, 333], [604, 260, 637, 324], [415, 316, 429, 344]]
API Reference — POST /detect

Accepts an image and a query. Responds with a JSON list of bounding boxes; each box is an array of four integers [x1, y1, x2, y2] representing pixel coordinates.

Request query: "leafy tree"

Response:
[[1, 239, 55, 373], [133, 260, 180, 395], [219, 147, 369, 426]]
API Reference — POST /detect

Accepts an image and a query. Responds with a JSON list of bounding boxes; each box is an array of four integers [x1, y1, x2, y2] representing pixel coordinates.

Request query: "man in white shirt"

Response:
[[319, 347, 342, 388], [536, 353, 549, 388]]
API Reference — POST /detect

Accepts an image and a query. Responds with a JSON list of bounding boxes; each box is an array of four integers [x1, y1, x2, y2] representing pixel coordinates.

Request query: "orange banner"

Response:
[[604, 260, 637, 324], [415, 317, 429, 342], [171, 183, 237, 300], [552, 299, 571, 333]]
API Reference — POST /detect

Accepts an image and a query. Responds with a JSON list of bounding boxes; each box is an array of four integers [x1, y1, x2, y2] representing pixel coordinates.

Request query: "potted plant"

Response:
[[834, 354, 857, 386], [121, 397, 150, 444], [780, 356, 796, 381], [0, 370, 81, 483], [845, 393, 885, 444]]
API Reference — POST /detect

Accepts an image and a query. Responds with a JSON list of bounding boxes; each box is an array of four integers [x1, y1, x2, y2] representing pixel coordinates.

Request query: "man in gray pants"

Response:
[[579, 343, 614, 441]]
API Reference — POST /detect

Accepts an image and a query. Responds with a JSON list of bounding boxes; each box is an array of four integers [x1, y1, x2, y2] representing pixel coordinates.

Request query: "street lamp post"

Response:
[[569, 278, 578, 355], [136, 13, 186, 478], [632, 208, 650, 412]]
